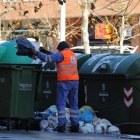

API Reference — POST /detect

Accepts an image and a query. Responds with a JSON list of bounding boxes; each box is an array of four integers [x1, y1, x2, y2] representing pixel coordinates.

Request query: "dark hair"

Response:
[[57, 41, 69, 51]]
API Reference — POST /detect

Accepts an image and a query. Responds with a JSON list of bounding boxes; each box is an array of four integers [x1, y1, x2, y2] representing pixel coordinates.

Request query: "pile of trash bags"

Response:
[[34, 105, 121, 134]]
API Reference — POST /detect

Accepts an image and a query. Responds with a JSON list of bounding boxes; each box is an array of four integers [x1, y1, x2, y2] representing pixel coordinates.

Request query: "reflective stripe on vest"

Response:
[[57, 71, 78, 74], [57, 65, 77, 68], [56, 49, 79, 81]]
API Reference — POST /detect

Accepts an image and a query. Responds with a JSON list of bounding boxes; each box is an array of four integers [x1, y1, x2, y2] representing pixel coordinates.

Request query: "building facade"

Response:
[[0, 0, 140, 53]]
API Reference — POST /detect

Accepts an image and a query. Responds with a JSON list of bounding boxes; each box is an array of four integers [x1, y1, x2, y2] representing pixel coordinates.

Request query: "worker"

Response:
[[31, 41, 79, 133]]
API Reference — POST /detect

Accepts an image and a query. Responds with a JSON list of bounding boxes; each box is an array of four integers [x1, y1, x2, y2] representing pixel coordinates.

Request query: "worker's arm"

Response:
[[37, 51, 63, 63], [31, 47, 64, 63]]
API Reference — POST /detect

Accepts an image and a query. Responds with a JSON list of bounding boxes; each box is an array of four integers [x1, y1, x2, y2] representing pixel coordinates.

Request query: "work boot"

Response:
[[53, 124, 65, 132], [71, 124, 79, 132]]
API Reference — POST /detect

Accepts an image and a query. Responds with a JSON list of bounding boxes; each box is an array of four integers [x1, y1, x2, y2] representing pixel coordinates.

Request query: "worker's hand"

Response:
[[39, 47, 50, 55], [30, 48, 39, 56]]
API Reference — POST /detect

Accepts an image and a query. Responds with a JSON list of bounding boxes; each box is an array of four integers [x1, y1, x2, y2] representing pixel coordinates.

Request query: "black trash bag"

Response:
[[10, 119, 41, 131], [15, 37, 37, 59]]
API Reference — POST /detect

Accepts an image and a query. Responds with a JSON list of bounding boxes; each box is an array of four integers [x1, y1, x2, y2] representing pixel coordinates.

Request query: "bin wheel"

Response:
[[25, 119, 30, 131], [6, 119, 10, 131]]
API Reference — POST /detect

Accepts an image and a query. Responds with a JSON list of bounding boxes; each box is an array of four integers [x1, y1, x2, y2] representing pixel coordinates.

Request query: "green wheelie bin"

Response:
[[0, 64, 42, 130], [79, 53, 140, 134]]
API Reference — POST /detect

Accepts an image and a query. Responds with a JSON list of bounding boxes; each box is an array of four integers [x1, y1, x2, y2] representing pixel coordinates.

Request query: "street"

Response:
[[0, 127, 137, 140]]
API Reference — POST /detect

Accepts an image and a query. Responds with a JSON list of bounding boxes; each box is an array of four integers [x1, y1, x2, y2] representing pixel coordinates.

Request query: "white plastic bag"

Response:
[[65, 108, 70, 119], [107, 125, 121, 134], [95, 123, 107, 133], [101, 118, 112, 127], [39, 120, 48, 131], [79, 123, 94, 133], [79, 121, 86, 128], [65, 108, 70, 124], [48, 105, 57, 114], [48, 116, 58, 128]]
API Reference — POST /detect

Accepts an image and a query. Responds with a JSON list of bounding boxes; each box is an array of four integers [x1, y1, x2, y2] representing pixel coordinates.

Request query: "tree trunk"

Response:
[[120, 15, 125, 54], [0, 19, 1, 41], [82, 7, 90, 54]]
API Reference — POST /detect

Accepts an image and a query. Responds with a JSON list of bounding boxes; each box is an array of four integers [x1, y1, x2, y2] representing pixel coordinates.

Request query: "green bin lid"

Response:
[[79, 53, 140, 78], [0, 46, 6, 59], [0, 41, 34, 64], [76, 53, 92, 70], [79, 53, 111, 74]]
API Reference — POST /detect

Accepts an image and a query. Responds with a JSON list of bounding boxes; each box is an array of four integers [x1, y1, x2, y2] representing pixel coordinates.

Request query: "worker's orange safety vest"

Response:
[[56, 49, 79, 81]]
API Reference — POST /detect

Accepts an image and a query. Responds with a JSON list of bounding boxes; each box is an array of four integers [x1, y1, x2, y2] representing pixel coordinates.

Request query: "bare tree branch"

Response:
[[66, 18, 81, 29], [93, 0, 98, 5], [106, 7, 120, 12], [0, 8, 14, 16], [0, 0, 15, 16], [91, 0, 118, 12], [77, 0, 82, 7], [125, 33, 140, 40], [66, 26, 81, 37], [131, 23, 139, 30]]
